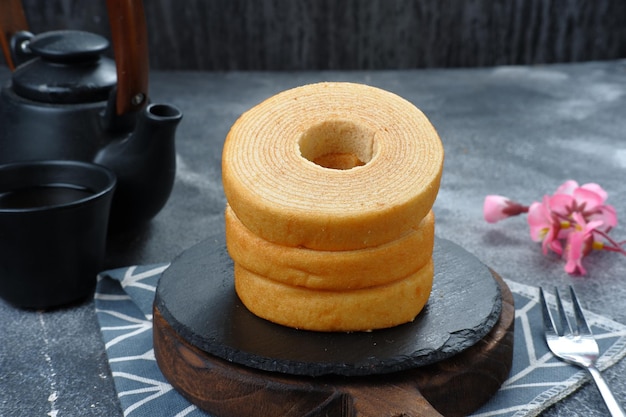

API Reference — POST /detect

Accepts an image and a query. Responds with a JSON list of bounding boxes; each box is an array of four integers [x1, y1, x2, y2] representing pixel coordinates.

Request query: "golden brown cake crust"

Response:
[[234, 261, 434, 332], [225, 205, 435, 290]]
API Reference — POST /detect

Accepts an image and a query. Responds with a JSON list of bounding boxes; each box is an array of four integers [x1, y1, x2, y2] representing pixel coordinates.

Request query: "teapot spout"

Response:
[[95, 103, 183, 230]]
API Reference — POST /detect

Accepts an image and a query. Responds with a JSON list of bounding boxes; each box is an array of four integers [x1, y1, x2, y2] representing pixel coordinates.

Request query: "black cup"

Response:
[[0, 160, 116, 309]]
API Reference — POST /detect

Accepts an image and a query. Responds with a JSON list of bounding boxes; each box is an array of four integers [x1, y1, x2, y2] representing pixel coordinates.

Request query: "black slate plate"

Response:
[[155, 233, 502, 377]]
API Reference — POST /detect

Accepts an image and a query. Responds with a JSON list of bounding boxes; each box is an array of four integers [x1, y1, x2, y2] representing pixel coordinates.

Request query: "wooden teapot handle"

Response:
[[106, 0, 150, 116], [0, 0, 29, 70]]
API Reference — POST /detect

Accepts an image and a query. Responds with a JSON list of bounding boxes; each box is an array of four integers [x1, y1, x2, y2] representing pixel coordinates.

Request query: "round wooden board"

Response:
[[154, 271, 513, 417], [153, 235, 515, 416]]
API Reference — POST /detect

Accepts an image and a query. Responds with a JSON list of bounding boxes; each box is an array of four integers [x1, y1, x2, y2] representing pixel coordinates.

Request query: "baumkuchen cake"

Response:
[[221, 82, 444, 332]]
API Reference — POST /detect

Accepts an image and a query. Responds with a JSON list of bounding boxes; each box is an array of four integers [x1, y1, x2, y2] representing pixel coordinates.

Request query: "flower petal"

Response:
[[555, 180, 579, 195], [528, 200, 551, 241], [581, 183, 608, 202], [573, 187, 604, 211], [590, 205, 618, 231], [564, 231, 587, 275], [549, 194, 574, 215]]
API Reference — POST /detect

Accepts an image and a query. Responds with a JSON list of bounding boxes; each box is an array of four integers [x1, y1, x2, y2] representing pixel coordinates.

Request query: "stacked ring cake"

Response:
[[222, 82, 444, 332]]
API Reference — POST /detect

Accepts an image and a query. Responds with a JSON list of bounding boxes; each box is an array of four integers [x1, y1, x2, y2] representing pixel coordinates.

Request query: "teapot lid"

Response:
[[11, 30, 117, 104]]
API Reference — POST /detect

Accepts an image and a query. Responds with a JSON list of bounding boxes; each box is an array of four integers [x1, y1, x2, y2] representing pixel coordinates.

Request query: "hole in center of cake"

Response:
[[299, 120, 376, 170]]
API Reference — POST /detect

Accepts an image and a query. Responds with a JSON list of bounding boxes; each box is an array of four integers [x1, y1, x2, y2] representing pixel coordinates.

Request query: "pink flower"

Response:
[[484, 180, 624, 275], [483, 195, 528, 223], [528, 181, 617, 252], [564, 213, 603, 275]]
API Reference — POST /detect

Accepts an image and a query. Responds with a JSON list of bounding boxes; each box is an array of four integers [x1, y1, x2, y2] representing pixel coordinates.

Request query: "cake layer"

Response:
[[222, 82, 444, 250], [225, 205, 435, 290], [234, 260, 434, 332]]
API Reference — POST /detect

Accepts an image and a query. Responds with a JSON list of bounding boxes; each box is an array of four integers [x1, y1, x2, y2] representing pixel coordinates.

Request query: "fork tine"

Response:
[[569, 286, 593, 336], [539, 287, 558, 336], [554, 287, 572, 336]]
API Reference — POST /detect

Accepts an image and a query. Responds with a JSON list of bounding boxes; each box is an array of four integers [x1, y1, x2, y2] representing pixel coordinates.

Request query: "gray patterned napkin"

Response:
[[95, 265, 626, 417]]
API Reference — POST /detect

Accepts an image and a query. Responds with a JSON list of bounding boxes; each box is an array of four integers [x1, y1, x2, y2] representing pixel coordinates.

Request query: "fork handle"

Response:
[[588, 365, 626, 417]]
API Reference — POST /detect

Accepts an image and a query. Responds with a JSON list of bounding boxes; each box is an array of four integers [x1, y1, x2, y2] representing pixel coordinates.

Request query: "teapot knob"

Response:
[[10, 30, 117, 104], [28, 30, 110, 63]]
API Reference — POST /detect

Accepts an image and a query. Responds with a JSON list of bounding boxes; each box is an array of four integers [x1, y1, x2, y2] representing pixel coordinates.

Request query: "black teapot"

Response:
[[0, 0, 182, 230]]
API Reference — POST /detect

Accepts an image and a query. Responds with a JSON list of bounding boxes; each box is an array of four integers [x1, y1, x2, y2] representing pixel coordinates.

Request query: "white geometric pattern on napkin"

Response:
[[95, 265, 626, 417]]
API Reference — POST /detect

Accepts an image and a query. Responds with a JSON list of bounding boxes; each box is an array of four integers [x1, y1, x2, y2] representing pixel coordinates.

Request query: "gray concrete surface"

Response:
[[2, 60, 626, 416]]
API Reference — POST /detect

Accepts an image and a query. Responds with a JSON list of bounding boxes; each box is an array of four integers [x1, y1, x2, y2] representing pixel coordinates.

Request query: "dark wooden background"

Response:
[[9, 0, 626, 70]]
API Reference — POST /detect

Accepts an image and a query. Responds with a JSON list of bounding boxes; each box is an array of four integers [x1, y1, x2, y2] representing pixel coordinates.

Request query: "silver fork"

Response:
[[539, 286, 626, 417]]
